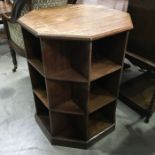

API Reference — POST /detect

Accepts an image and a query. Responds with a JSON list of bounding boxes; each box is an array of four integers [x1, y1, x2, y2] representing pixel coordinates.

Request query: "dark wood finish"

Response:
[[120, 73, 155, 122], [127, 0, 155, 71], [121, 73, 155, 109], [52, 100, 84, 115], [88, 89, 116, 113], [19, 5, 132, 148], [28, 59, 44, 76], [51, 123, 115, 149], [34, 89, 49, 109], [34, 94, 50, 132], [88, 116, 112, 138], [91, 58, 121, 81], [51, 113, 86, 140], [126, 51, 155, 72], [145, 91, 155, 123], [88, 71, 122, 113], [47, 81, 87, 115], [35, 115, 52, 142], [41, 39, 90, 82], [126, 51, 155, 68], [120, 0, 155, 122]]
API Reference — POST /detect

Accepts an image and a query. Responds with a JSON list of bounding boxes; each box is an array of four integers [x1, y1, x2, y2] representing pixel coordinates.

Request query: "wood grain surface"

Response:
[[18, 4, 133, 40]]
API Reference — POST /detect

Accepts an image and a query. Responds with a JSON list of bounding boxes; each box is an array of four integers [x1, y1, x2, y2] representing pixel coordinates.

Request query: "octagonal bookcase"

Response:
[[18, 4, 133, 148]]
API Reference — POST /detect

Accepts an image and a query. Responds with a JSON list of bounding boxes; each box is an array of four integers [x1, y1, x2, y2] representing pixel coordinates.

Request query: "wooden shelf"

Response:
[[88, 113, 112, 138], [34, 88, 49, 109], [49, 68, 87, 83], [34, 94, 51, 136], [36, 114, 51, 134], [126, 51, 155, 68], [52, 100, 84, 115], [28, 59, 44, 76], [55, 126, 84, 141], [88, 88, 116, 113], [91, 58, 121, 81], [120, 73, 155, 110], [52, 113, 86, 141]]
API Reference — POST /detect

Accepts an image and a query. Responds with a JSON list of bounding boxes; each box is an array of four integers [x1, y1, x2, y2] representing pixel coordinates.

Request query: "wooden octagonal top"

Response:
[[18, 4, 133, 40]]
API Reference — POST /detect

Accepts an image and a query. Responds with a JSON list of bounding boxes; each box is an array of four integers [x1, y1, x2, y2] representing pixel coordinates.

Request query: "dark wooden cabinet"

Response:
[[19, 4, 132, 148], [127, 0, 155, 68], [120, 0, 155, 122]]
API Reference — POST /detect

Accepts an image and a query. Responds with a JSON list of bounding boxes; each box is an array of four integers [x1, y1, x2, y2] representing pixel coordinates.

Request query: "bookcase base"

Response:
[[36, 114, 115, 149]]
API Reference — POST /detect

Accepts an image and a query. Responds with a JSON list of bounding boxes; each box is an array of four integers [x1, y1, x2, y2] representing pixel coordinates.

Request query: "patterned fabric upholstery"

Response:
[[32, 0, 68, 9], [8, 22, 25, 50], [7, 0, 68, 50]]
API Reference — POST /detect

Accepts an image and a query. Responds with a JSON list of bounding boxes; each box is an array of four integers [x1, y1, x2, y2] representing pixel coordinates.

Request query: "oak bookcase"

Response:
[[18, 5, 133, 148]]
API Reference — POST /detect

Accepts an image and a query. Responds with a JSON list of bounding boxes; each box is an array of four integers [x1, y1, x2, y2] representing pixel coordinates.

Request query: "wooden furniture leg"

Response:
[[145, 90, 155, 123], [10, 48, 17, 72], [123, 63, 131, 70]]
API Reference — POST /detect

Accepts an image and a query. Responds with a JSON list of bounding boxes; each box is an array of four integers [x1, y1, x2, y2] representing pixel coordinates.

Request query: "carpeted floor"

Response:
[[0, 36, 155, 155]]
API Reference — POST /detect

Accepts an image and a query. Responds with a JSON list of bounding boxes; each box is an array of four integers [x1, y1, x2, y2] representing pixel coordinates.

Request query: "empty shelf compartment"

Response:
[[34, 95, 50, 133], [91, 58, 121, 81], [48, 80, 86, 115], [52, 113, 86, 140], [88, 88, 116, 113], [52, 99, 84, 115], [34, 88, 49, 109], [41, 39, 89, 82], [88, 106, 115, 138], [28, 59, 44, 76]]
